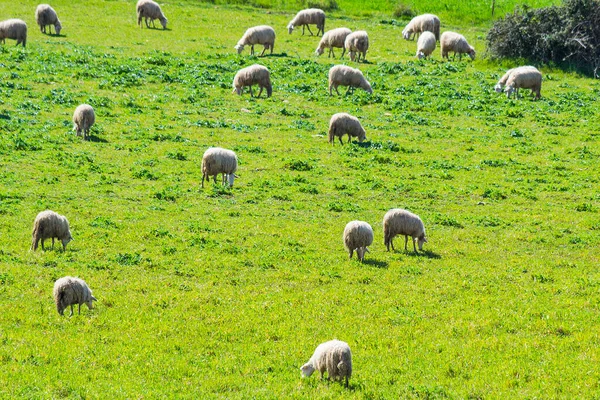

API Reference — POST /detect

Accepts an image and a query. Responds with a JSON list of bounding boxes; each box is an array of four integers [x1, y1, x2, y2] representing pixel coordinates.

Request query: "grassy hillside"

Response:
[[0, 0, 599, 398]]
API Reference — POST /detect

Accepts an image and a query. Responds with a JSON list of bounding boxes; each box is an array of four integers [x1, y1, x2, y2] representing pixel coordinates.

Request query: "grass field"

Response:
[[0, 0, 599, 398]]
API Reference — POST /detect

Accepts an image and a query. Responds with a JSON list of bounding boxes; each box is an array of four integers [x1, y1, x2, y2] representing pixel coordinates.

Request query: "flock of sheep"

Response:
[[3, 0, 549, 388]]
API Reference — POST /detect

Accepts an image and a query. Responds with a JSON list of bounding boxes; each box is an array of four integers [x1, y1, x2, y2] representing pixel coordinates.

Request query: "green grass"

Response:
[[0, 0, 599, 398]]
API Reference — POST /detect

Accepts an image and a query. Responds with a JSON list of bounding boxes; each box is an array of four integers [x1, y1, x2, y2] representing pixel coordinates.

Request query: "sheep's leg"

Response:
[[348, 134, 352, 144], [329, 48, 334, 58], [338, 136, 343, 145], [151, 19, 156, 28], [302, 25, 305, 36], [69, 305, 74, 317], [345, 376, 349, 388], [78, 304, 81, 314], [270, 44, 273, 55], [306, 25, 314, 36], [250, 45, 255, 55], [345, 86, 351, 95], [349, 249, 353, 258], [404, 235, 409, 251], [145, 17, 150, 28], [257, 86, 263, 97], [334, 86, 340, 96], [413, 238, 418, 252], [260, 46, 267, 56], [390, 239, 395, 251], [249, 86, 254, 97], [201, 174, 205, 188], [41, 239, 45, 251]]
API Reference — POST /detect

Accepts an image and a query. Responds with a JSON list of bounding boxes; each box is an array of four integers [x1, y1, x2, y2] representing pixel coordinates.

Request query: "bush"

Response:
[[487, 0, 600, 77], [393, 3, 415, 18], [306, 0, 338, 11]]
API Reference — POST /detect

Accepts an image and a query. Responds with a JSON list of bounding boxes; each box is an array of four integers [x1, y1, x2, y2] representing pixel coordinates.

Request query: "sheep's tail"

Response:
[[328, 125, 335, 144], [434, 21, 440, 41], [31, 219, 41, 250], [55, 288, 65, 314]]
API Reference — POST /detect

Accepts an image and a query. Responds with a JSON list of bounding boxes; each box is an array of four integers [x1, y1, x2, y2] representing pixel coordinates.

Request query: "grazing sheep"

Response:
[[53, 277, 97, 316], [383, 208, 427, 253], [505, 66, 542, 100], [72, 104, 95, 140], [344, 30, 369, 62], [232, 64, 272, 98], [328, 65, 372, 96], [235, 25, 275, 56], [31, 210, 73, 251], [136, 0, 167, 29], [0, 19, 27, 47], [495, 68, 516, 93], [201, 147, 238, 188], [35, 4, 62, 35], [440, 31, 475, 61], [328, 113, 366, 145], [402, 14, 440, 41], [301, 340, 352, 387], [287, 8, 325, 36], [315, 27, 352, 58], [343, 221, 373, 262], [416, 31, 436, 59]]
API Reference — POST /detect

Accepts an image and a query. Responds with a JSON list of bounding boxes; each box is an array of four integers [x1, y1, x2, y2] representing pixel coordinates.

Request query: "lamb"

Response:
[[505, 66, 542, 100], [31, 210, 73, 251], [416, 31, 436, 59], [287, 8, 325, 36], [344, 30, 369, 62], [136, 0, 167, 30], [495, 66, 539, 92], [315, 27, 351, 58], [72, 104, 95, 140], [201, 147, 238, 188], [402, 14, 440, 41], [383, 208, 428, 253], [232, 64, 272, 98], [0, 19, 27, 47], [235, 25, 275, 56], [53, 277, 97, 316], [301, 340, 352, 387], [328, 65, 372, 96], [328, 113, 366, 145], [440, 31, 475, 61], [35, 4, 62, 35], [343, 221, 373, 262]]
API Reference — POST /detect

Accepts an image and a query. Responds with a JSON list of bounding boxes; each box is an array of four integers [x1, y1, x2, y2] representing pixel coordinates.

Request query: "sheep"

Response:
[[504, 66, 542, 100], [328, 65, 372, 96], [136, 0, 167, 29], [287, 8, 325, 36], [53, 277, 97, 316], [72, 104, 95, 140], [201, 147, 238, 188], [383, 208, 427, 253], [232, 64, 272, 98], [35, 4, 62, 35], [315, 27, 352, 58], [402, 14, 440, 41], [328, 113, 366, 145], [343, 221, 373, 262], [234, 25, 275, 56], [416, 31, 436, 59], [301, 340, 352, 387], [440, 31, 475, 61], [344, 30, 369, 62], [0, 19, 27, 47], [31, 210, 73, 251]]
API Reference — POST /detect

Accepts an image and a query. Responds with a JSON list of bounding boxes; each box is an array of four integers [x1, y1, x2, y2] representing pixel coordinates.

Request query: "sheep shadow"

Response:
[[362, 259, 388, 269], [45, 33, 66, 38], [86, 135, 108, 143], [398, 249, 441, 259]]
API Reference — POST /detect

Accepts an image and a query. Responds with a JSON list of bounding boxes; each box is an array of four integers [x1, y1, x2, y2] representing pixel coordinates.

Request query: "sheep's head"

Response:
[[55, 21, 62, 35], [61, 231, 73, 249], [417, 235, 427, 251], [468, 48, 476, 60], [417, 51, 425, 60], [86, 295, 97, 310], [233, 86, 242, 96], [315, 46, 324, 56], [160, 17, 168, 29], [505, 84, 516, 98], [494, 83, 503, 93], [287, 23, 294, 34], [234, 44, 244, 54], [402, 28, 412, 40], [226, 173, 237, 187], [362, 80, 373, 94], [301, 363, 315, 377], [358, 129, 366, 142], [357, 246, 369, 262]]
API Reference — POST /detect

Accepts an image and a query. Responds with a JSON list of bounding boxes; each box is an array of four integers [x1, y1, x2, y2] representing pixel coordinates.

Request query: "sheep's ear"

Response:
[[91, 296, 97, 301], [234, 174, 239, 178]]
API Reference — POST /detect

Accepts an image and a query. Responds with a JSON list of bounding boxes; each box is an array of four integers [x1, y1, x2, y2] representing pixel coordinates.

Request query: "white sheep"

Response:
[[31, 210, 73, 251], [287, 8, 325, 36], [301, 340, 352, 387], [235, 25, 275, 56], [136, 0, 167, 29], [35, 4, 62, 35], [53, 277, 97, 316], [402, 14, 440, 41], [343, 221, 373, 262], [344, 30, 369, 62], [416, 31, 436, 59], [505, 66, 542, 100], [383, 208, 427, 252], [72, 104, 95, 140], [0, 19, 27, 47], [315, 27, 352, 58], [201, 147, 238, 188], [328, 65, 372, 96], [232, 64, 272, 98], [328, 113, 366, 145], [440, 31, 475, 61]]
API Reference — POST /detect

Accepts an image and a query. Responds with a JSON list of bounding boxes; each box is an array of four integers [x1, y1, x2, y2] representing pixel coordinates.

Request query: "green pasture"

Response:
[[0, 0, 598, 398]]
